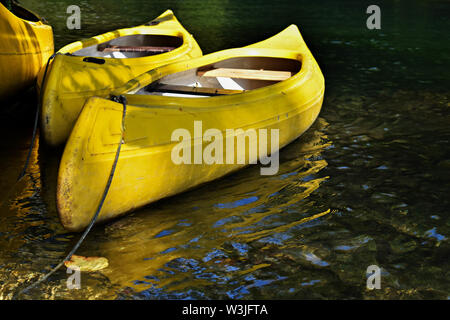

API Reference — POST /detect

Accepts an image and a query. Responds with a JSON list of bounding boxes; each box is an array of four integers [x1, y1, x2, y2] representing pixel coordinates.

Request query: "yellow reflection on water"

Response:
[[94, 117, 331, 295]]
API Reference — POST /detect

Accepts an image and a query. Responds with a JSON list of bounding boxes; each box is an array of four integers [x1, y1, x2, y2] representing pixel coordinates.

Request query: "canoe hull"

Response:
[[57, 25, 325, 232], [0, 3, 53, 100], [39, 10, 202, 146]]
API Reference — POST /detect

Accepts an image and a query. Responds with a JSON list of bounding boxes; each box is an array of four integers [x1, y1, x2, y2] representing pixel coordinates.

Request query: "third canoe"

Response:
[[0, 1, 53, 100], [39, 9, 202, 146], [57, 25, 325, 231]]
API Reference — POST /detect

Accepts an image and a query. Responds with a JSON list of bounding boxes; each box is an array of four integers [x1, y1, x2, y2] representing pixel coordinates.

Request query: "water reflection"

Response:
[[93, 117, 332, 299], [1, 116, 331, 299]]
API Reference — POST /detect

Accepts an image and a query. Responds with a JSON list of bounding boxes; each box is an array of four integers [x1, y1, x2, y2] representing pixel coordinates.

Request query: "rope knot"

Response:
[[110, 94, 127, 105]]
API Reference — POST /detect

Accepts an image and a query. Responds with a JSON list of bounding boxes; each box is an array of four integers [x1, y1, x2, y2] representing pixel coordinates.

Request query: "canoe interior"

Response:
[[139, 56, 302, 97], [72, 34, 183, 58], [5, 1, 41, 22]]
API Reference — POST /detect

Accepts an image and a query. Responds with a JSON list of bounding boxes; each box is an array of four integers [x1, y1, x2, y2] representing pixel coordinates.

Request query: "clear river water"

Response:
[[0, 0, 448, 299]]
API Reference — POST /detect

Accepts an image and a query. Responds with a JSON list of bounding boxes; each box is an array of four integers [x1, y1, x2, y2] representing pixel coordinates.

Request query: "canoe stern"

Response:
[[0, 3, 54, 99]]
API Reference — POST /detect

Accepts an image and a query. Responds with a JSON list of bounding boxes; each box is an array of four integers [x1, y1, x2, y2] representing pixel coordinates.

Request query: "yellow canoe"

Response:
[[0, 1, 53, 100], [57, 25, 325, 231], [39, 9, 202, 147]]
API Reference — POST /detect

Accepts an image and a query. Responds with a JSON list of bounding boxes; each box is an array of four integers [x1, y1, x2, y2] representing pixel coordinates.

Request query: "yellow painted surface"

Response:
[[57, 25, 325, 231], [0, 3, 54, 100], [39, 10, 202, 146]]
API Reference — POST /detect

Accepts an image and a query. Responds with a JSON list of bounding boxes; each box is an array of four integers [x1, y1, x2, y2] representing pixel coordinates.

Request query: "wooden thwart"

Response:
[[197, 68, 292, 81], [99, 45, 176, 53], [152, 84, 244, 96]]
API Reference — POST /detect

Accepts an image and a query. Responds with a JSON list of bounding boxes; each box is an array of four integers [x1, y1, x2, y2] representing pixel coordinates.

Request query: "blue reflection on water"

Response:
[[425, 228, 446, 241], [301, 279, 321, 286], [154, 229, 174, 238], [215, 196, 258, 209]]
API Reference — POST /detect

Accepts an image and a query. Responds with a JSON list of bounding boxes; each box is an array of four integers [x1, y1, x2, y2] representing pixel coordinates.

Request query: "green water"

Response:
[[0, 0, 449, 299]]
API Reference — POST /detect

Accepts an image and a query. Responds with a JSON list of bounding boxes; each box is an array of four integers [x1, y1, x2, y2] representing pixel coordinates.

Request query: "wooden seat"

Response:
[[151, 84, 244, 96], [98, 45, 176, 54], [197, 68, 292, 81]]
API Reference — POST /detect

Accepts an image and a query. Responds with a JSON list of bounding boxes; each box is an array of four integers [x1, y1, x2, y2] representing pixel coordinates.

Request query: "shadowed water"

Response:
[[0, 0, 448, 299]]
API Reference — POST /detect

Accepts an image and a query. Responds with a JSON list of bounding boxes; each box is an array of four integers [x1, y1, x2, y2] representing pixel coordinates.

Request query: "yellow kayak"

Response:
[[57, 25, 325, 231], [39, 9, 202, 147], [0, 1, 53, 100]]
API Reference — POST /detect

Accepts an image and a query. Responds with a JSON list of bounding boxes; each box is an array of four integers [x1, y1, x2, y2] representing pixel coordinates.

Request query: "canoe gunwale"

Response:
[[57, 10, 194, 64], [63, 31, 191, 62], [115, 50, 308, 97], [121, 50, 317, 107], [56, 33, 193, 69]]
